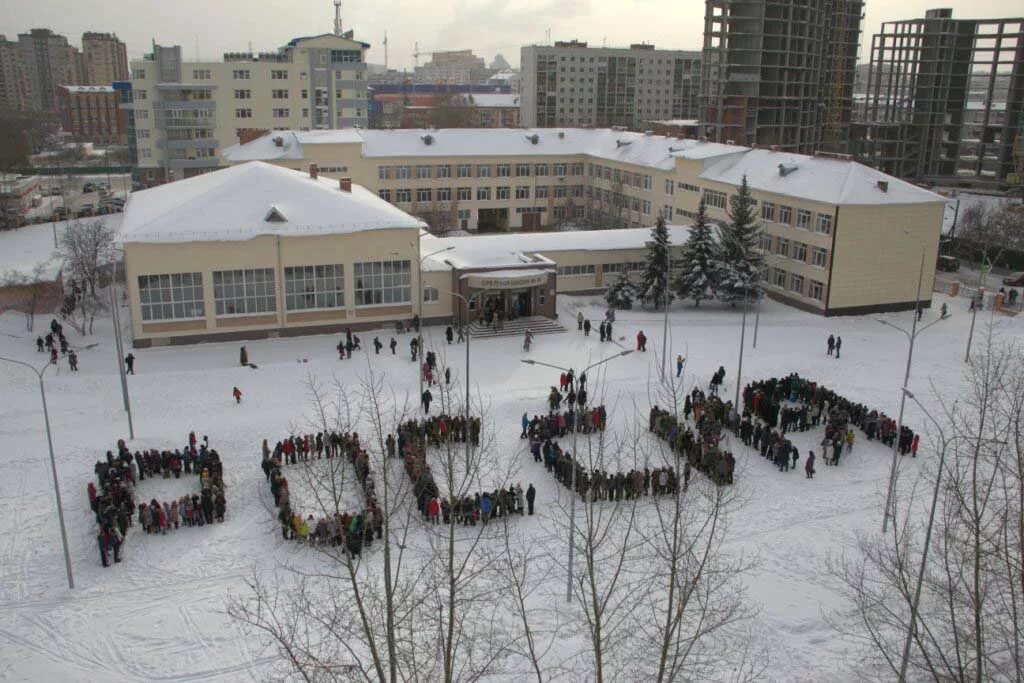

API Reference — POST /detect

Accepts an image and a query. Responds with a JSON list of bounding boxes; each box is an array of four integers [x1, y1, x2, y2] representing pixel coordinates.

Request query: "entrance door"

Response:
[[522, 212, 541, 231]]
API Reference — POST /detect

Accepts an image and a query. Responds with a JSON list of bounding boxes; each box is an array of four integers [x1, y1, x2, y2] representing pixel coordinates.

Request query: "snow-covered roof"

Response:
[[465, 93, 520, 108], [222, 129, 365, 162], [421, 225, 690, 272], [119, 161, 426, 244], [699, 150, 944, 206]]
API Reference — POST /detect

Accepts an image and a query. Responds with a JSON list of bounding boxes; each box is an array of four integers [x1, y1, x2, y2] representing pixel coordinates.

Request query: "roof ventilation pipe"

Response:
[[778, 163, 798, 177], [422, 134, 434, 145], [273, 136, 284, 147], [339, 177, 352, 192], [876, 180, 889, 192], [526, 134, 540, 145], [309, 164, 319, 180]]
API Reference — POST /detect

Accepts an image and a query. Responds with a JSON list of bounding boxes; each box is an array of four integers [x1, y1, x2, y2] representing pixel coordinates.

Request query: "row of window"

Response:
[[378, 162, 585, 181], [137, 261, 412, 322], [761, 202, 833, 235], [588, 163, 653, 191], [556, 264, 596, 277], [769, 267, 826, 302], [379, 184, 587, 204], [760, 235, 829, 268], [233, 69, 290, 80]]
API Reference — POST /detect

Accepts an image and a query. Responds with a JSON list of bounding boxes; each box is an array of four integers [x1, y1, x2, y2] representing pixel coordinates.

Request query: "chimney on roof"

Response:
[[273, 135, 284, 147], [309, 164, 319, 180], [339, 177, 352, 193], [876, 180, 889, 192]]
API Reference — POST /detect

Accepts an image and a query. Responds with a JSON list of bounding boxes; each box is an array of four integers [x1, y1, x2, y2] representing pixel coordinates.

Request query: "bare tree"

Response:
[[57, 218, 115, 297], [955, 202, 1024, 282], [1, 261, 54, 331], [829, 330, 1024, 682]]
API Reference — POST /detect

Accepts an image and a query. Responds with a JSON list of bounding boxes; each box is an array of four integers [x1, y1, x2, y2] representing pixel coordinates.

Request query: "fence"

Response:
[[935, 280, 1022, 315]]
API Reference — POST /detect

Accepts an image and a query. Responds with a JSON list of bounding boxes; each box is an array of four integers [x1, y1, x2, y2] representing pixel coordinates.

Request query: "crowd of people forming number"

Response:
[[649, 387, 736, 486], [737, 374, 919, 479], [261, 432, 382, 558], [89, 431, 227, 567], [397, 416, 535, 524]]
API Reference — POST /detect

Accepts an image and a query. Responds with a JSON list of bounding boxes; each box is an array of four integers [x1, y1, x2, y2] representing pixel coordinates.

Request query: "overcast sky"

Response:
[[1, 0, 1021, 70]]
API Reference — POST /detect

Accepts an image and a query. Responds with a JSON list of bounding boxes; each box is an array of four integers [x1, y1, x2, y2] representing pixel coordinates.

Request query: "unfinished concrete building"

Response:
[[700, 0, 863, 154], [855, 9, 1024, 187]]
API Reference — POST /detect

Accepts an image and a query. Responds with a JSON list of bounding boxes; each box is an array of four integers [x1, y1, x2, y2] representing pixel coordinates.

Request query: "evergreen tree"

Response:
[[640, 214, 673, 309], [716, 175, 764, 305], [672, 197, 718, 306], [604, 269, 636, 310]]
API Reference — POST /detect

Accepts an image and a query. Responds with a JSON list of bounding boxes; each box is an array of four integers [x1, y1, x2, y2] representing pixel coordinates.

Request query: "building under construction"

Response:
[[700, 0, 863, 154], [855, 9, 1024, 187]]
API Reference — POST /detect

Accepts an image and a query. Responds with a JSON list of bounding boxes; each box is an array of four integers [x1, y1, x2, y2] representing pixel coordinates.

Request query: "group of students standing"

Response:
[[576, 309, 619, 343], [90, 432, 227, 567], [262, 431, 382, 558], [650, 401, 734, 486], [35, 318, 80, 371]]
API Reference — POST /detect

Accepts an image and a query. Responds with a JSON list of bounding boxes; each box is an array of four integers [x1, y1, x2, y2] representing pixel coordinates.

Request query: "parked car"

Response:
[[47, 186, 62, 196], [98, 187, 110, 198], [82, 182, 96, 193], [52, 207, 69, 221], [131, 180, 146, 191], [1003, 272, 1024, 287], [936, 255, 960, 272], [76, 203, 95, 217]]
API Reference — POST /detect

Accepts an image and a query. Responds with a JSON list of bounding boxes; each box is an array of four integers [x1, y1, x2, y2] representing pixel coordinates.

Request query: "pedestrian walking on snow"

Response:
[[599, 321, 606, 342], [827, 334, 835, 356], [577, 311, 584, 331], [445, 367, 451, 385], [446, 326, 454, 344], [805, 451, 816, 478], [69, 351, 78, 371], [637, 330, 647, 351], [583, 319, 591, 337], [526, 483, 536, 515], [835, 336, 842, 359], [240, 345, 248, 367], [676, 355, 685, 378], [232, 386, 243, 404], [421, 389, 433, 413], [373, 337, 383, 354], [390, 337, 397, 354], [36, 336, 44, 352], [911, 434, 920, 457], [523, 329, 533, 351], [125, 353, 135, 374], [520, 412, 529, 439]]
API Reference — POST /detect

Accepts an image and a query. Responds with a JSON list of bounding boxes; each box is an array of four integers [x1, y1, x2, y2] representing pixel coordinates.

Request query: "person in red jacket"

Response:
[[232, 386, 243, 403], [427, 497, 440, 525], [637, 330, 647, 351], [911, 434, 920, 457]]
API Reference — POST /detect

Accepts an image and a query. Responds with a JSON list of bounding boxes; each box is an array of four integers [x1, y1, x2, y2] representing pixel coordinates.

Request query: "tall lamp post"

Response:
[[109, 248, 134, 438], [440, 288, 491, 470], [0, 356, 75, 589], [896, 390, 1004, 682], [731, 279, 753, 423], [879, 250, 944, 533], [521, 350, 634, 603], [412, 242, 456, 412]]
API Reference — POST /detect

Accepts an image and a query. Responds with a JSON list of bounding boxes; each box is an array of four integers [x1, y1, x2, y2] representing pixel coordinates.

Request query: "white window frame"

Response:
[[138, 272, 205, 322], [284, 264, 345, 311], [353, 260, 411, 307], [213, 268, 276, 316]]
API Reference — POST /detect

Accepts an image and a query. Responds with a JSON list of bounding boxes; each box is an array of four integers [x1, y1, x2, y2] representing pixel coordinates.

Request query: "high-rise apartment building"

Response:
[[0, 35, 34, 111], [18, 28, 84, 111], [58, 85, 126, 144], [520, 41, 702, 129], [855, 8, 1024, 186], [415, 50, 491, 84], [130, 32, 370, 183], [82, 32, 128, 85], [701, 0, 863, 153]]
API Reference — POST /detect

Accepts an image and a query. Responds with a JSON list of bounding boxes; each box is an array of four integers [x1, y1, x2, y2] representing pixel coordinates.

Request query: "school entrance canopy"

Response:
[[461, 269, 552, 290]]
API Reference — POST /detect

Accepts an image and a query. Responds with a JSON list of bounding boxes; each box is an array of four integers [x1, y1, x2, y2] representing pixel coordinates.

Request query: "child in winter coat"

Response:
[[805, 452, 816, 478], [911, 434, 920, 457], [183, 496, 193, 527], [232, 386, 243, 403], [170, 500, 180, 529]]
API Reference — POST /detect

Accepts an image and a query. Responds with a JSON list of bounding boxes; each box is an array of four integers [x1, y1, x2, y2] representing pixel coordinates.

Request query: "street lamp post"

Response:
[[879, 250, 944, 533], [440, 288, 491, 470], [521, 350, 634, 603], [0, 356, 75, 589], [732, 281, 751, 423], [109, 249, 134, 438], [895, 390, 1005, 682], [413, 242, 456, 413]]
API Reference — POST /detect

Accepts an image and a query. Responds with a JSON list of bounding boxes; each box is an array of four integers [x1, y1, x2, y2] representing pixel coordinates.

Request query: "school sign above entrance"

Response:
[[462, 269, 552, 290]]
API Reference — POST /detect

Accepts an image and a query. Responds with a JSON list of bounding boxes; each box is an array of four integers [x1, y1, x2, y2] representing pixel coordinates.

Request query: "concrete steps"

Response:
[[467, 315, 566, 339]]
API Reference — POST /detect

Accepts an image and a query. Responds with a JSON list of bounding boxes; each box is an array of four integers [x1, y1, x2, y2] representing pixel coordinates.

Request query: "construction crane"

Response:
[[824, 0, 854, 152], [413, 42, 422, 68]]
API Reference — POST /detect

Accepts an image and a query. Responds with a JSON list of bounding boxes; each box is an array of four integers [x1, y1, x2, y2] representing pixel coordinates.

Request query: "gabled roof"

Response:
[[119, 161, 425, 243], [699, 149, 944, 206]]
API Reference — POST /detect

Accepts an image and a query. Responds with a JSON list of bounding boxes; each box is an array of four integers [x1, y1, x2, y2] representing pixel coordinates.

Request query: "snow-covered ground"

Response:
[[0, 290, 1019, 681]]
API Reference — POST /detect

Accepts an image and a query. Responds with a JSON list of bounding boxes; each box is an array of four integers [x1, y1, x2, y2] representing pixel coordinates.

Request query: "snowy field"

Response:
[[0, 289, 1019, 681]]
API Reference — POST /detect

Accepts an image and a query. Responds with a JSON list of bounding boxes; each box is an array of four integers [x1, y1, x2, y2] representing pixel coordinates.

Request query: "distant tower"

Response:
[[333, 0, 343, 36]]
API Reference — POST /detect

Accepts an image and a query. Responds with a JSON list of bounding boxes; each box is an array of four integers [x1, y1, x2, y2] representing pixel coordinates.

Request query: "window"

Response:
[[378, 166, 391, 180], [457, 209, 471, 220], [553, 163, 567, 176], [811, 247, 828, 268], [497, 164, 511, 177], [516, 185, 530, 199], [132, 68, 146, 80], [193, 69, 211, 80], [436, 187, 452, 202], [415, 165, 431, 180], [772, 267, 787, 288], [677, 182, 700, 193], [437, 164, 451, 179], [662, 205, 673, 219], [778, 205, 792, 225], [235, 108, 252, 118], [138, 148, 152, 159], [272, 108, 290, 118], [423, 286, 439, 303], [816, 213, 833, 235], [137, 273, 204, 321], [556, 264, 596, 276], [535, 186, 549, 199], [353, 260, 411, 306], [788, 273, 805, 295], [796, 209, 811, 230], [554, 184, 568, 199], [776, 238, 790, 258], [761, 202, 775, 221], [535, 163, 548, 176], [571, 163, 584, 176], [704, 190, 727, 209], [136, 128, 150, 139], [477, 187, 492, 200], [496, 186, 510, 200], [642, 175, 652, 191], [664, 179, 674, 195], [234, 89, 251, 99], [515, 163, 531, 177], [476, 164, 491, 178], [284, 264, 344, 311], [792, 242, 807, 262], [759, 234, 773, 252], [134, 89, 147, 101], [416, 188, 431, 202], [808, 280, 825, 301], [213, 269, 276, 316], [457, 187, 472, 201], [395, 189, 411, 203], [272, 89, 288, 99], [396, 165, 411, 180], [232, 69, 250, 80], [378, 189, 391, 201], [642, 200, 651, 216], [271, 70, 288, 79]]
